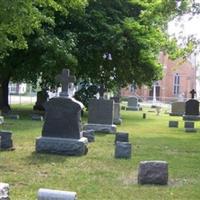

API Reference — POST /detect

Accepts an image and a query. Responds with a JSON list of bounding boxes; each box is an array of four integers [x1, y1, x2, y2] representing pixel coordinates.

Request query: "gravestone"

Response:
[[115, 141, 132, 159], [33, 89, 49, 111], [36, 68, 88, 156], [168, 121, 178, 128], [83, 98, 116, 133], [115, 132, 129, 144], [138, 161, 168, 185], [126, 97, 140, 111], [38, 188, 77, 200], [0, 131, 13, 150], [183, 89, 200, 120], [82, 130, 95, 142], [113, 103, 122, 125], [0, 183, 9, 200], [184, 121, 197, 132], [170, 102, 185, 116]]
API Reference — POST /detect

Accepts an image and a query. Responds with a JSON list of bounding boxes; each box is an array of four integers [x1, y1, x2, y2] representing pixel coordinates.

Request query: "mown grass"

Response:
[[1, 105, 200, 200]]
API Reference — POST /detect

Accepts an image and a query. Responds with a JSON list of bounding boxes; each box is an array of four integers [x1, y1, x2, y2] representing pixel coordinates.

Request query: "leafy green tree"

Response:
[[0, 0, 87, 112], [67, 0, 191, 91]]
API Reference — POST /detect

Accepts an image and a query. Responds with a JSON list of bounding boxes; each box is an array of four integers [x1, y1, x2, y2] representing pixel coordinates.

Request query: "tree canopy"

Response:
[[0, 0, 196, 111]]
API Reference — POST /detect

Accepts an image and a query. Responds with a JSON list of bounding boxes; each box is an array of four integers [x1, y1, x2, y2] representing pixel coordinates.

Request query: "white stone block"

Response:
[[38, 188, 77, 200]]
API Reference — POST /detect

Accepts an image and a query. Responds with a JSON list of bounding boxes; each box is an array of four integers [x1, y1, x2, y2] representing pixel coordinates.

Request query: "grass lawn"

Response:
[[1, 104, 200, 200]]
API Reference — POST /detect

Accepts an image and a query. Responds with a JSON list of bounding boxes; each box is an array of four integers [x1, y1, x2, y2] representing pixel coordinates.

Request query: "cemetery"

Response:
[[1, 1, 200, 200], [1, 99, 200, 199]]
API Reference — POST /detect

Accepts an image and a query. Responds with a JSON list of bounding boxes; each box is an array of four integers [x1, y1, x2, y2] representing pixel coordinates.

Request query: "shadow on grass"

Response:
[[23, 152, 76, 165]]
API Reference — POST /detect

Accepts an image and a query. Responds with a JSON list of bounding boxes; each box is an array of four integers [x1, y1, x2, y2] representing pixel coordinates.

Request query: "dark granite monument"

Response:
[[33, 89, 49, 111], [83, 98, 116, 133], [0, 131, 13, 150], [183, 89, 200, 121], [36, 69, 88, 156]]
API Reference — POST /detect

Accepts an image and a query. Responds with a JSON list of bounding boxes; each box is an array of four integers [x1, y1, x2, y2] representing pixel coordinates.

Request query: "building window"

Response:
[[173, 73, 180, 95]]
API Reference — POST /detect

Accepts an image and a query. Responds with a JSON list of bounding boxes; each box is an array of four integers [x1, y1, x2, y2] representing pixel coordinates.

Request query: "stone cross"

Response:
[[55, 69, 76, 97], [190, 89, 196, 99]]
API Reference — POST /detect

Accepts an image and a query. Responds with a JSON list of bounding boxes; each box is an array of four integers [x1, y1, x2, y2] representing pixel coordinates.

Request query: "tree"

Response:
[[66, 0, 191, 91], [0, 0, 87, 112]]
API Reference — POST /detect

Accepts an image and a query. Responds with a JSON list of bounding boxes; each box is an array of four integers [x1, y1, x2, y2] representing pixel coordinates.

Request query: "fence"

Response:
[[8, 94, 37, 105]]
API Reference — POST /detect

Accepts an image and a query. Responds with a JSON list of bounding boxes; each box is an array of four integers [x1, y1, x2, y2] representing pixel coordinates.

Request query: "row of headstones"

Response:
[[1, 160, 168, 199], [169, 120, 197, 132]]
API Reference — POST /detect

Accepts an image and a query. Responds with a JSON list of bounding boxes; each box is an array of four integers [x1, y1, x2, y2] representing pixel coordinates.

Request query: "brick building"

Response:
[[121, 52, 196, 102]]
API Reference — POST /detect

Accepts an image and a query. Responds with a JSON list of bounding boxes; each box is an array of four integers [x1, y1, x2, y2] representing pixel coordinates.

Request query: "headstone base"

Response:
[[183, 115, 200, 121], [83, 123, 116, 133], [169, 113, 184, 116], [185, 128, 197, 133], [126, 106, 139, 111], [36, 137, 88, 156]]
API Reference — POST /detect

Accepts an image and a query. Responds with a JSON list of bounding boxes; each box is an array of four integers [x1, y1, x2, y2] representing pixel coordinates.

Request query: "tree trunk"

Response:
[[0, 77, 11, 113]]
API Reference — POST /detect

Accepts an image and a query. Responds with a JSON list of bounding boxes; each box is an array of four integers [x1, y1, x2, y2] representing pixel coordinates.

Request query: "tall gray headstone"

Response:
[[36, 68, 88, 156], [84, 99, 116, 133], [126, 97, 140, 111], [170, 102, 185, 116]]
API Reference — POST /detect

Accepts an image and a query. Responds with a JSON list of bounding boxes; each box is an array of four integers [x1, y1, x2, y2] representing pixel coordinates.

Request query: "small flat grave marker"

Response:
[[168, 121, 178, 128], [38, 188, 77, 200], [138, 161, 168, 185]]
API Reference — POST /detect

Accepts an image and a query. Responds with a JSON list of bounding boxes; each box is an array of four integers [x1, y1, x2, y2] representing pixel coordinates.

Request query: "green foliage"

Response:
[[74, 82, 98, 108], [66, 0, 191, 90]]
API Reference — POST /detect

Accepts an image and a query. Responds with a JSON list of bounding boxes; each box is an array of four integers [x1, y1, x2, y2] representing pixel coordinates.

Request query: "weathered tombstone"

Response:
[[0, 131, 13, 150], [168, 121, 178, 128], [82, 130, 95, 142], [183, 89, 200, 120], [126, 97, 140, 111], [83, 98, 116, 133], [36, 69, 88, 156], [138, 161, 168, 185], [111, 96, 122, 125], [115, 132, 129, 144], [38, 188, 77, 200], [33, 89, 49, 111], [170, 102, 185, 116], [115, 141, 132, 159], [0, 183, 9, 200], [184, 121, 197, 132]]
